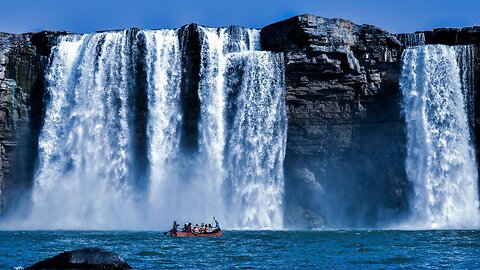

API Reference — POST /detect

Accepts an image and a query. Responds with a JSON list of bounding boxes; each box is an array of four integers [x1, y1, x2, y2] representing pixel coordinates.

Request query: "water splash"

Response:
[[400, 45, 480, 229]]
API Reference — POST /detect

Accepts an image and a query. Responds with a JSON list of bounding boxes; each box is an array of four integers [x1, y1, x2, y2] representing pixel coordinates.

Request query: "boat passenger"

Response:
[[213, 217, 221, 230], [172, 221, 179, 233], [200, 223, 205, 233], [207, 224, 212, 233], [193, 224, 200, 233], [182, 223, 188, 232]]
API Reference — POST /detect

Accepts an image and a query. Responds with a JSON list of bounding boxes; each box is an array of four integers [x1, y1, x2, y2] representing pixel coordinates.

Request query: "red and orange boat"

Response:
[[168, 228, 223, 237]]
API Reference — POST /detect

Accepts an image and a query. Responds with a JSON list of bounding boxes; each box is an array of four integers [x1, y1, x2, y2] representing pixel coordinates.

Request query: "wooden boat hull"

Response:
[[169, 229, 222, 237]]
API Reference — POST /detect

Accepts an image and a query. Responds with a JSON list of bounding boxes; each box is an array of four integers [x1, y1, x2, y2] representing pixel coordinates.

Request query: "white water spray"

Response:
[[1, 26, 286, 230], [28, 32, 139, 229], [224, 52, 286, 228], [400, 45, 480, 229], [198, 27, 286, 229]]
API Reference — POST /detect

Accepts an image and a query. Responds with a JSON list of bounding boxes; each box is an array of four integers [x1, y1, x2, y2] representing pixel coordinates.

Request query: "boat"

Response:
[[168, 228, 223, 237]]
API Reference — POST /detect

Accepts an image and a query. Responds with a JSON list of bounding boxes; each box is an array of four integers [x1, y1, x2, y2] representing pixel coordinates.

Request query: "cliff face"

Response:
[[0, 31, 65, 213], [0, 32, 40, 212], [262, 15, 408, 227], [0, 15, 478, 227]]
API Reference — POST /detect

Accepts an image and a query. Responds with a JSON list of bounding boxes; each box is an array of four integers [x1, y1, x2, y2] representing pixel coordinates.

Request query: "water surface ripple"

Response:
[[1, 230, 479, 269]]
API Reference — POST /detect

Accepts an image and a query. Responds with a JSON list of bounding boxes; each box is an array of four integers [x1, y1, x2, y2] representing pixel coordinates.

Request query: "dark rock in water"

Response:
[[26, 247, 132, 270]]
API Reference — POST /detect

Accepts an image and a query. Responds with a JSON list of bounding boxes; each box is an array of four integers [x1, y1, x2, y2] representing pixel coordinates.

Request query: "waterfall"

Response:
[[224, 52, 286, 229], [400, 45, 480, 229], [143, 30, 184, 223], [28, 32, 139, 228], [197, 26, 260, 177], [398, 33, 426, 47], [198, 27, 286, 229], [6, 26, 287, 230], [17, 29, 184, 229], [456, 45, 476, 129]]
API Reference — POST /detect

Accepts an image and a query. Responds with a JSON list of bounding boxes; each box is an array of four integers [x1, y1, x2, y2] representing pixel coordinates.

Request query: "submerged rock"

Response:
[[26, 247, 132, 270]]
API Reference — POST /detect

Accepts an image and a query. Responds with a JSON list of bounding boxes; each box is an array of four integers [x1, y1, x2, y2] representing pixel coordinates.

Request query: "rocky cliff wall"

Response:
[[262, 15, 408, 227], [0, 31, 63, 213], [0, 32, 38, 212]]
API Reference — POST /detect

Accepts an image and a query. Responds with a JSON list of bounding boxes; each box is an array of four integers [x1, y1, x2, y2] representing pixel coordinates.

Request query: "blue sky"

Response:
[[0, 0, 479, 33]]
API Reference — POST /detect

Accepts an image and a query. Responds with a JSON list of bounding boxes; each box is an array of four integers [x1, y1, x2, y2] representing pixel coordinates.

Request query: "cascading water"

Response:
[[3, 26, 286, 230], [143, 30, 184, 224], [456, 45, 476, 129], [223, 52, 286, 229], [198, 27, 286, 229], [9, 29, 184, 229], [400, 45, 480, 229], [398, 33, 426, 47], [197, 27, 260, 179], [27, 32, 139, 229]]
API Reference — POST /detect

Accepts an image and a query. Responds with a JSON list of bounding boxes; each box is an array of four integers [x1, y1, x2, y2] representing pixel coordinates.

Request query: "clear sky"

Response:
[[0, 0, 479, 34]]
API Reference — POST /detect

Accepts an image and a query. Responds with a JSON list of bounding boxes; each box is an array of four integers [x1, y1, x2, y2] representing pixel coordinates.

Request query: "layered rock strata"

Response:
[[262, 15, 408, 227]]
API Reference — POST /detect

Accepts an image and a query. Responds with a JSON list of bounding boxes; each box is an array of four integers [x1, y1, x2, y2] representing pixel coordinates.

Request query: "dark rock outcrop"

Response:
[[0, 31, 63, 213], [423, 27, 480, 45], [262, 15, 409, 228], [26, 247, 132, 270], [178, 24, 202, 154]]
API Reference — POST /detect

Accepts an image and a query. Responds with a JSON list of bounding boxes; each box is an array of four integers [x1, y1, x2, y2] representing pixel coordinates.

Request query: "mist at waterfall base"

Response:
[[0, 28, 286, 230]]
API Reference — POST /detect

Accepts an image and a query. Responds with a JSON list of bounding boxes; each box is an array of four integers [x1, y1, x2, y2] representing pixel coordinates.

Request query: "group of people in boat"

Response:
[[171, 217, 221, 234]]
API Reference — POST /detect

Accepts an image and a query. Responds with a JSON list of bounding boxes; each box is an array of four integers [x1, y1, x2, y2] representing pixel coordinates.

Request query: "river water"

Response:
[[1, 230, 479, 269]]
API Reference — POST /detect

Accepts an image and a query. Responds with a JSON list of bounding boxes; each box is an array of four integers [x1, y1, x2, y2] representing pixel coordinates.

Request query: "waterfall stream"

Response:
[[400, 45, 480, 229], [8, 27, 286, 230], [30, 32, 139, 228], [197, 27, 286, 229]]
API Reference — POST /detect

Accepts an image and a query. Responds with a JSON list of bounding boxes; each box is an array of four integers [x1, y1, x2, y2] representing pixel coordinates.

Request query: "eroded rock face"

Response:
[[0, 31, 65, 214], [26, 247, 132, 270], [261, 15, 409, 228], [0, 32, 39, 213]]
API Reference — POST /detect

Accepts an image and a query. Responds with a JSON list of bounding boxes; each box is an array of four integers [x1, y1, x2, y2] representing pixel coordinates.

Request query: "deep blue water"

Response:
[[1, 230, 479, 269]]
